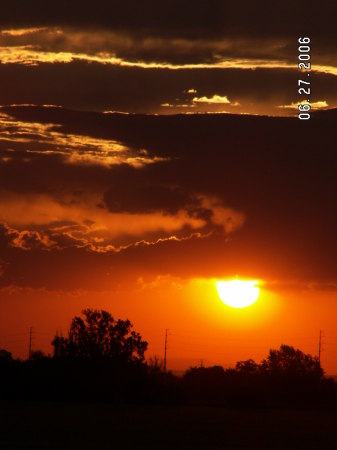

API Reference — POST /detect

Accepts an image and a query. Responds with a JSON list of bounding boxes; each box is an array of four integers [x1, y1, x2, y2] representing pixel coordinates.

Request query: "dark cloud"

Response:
[[0, 1, 336, 41], [2, 27, 331, 68], [103, 184, 196, 214], [0, 106, 336, 290], [0, 62, 336, 115], [0, 28, 292, 65], [0, 1, 335, 118]]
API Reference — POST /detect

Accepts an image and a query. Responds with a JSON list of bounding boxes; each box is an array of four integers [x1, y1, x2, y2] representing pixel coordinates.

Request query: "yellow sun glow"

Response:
[[216, 279, 260, 308]]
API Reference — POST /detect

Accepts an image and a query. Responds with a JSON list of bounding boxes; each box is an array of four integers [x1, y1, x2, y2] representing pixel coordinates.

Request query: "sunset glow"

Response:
[[216, 279, 260, 308]]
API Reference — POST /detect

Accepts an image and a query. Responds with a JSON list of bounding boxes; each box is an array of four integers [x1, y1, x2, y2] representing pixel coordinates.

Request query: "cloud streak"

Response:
[[2, 45, 336, 77], [0, 110, 164, 167]]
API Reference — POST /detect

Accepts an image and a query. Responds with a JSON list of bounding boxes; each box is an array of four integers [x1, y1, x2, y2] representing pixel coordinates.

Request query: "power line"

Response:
[[164, 328, 168, 373], [318, 330, 324, 364], [28, 326, 34, 360]]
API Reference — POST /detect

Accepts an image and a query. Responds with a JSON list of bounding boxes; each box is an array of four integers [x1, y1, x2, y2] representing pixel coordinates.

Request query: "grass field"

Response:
[[1, 402, 337, 449]]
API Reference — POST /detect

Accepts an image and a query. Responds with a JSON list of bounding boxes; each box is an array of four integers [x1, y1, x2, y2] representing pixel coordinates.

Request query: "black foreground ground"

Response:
[[1, 402, 337, 450]]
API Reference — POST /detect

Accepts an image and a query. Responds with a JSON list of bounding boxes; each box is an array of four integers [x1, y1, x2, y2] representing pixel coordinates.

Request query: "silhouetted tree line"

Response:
[[183, 346, 337, 408], [1, 309, 337, 408]]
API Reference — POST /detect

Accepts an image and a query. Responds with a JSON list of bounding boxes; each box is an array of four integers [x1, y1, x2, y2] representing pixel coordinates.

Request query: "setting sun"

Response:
[[216, 279, 260, 308]]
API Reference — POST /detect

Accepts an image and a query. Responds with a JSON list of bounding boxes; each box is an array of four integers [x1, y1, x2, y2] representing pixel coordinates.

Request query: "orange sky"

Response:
[[1, 280, 336, 373], [0, 5, 337, 376]]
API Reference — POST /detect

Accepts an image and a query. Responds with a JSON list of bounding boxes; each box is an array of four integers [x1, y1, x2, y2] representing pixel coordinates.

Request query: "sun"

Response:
[[216, 279, 260, 308]]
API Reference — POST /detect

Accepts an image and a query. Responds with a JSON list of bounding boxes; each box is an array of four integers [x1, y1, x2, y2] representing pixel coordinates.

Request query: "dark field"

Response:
[[1, 402, 337, 450]]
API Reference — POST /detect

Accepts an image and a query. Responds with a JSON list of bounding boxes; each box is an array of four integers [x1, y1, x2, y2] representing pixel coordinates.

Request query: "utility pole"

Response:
[[318, 330, 323, 364], [29, 326, 34, 360], [164, 329, 168, 373]]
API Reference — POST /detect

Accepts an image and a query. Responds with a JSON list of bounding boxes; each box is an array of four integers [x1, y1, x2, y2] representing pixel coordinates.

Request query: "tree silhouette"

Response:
[[235, 359, 260, 374], [29, 350, 48, 361], [261, 344, 323, 379], [0, 349, 12, 361], [52, 309, 148, 363]]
